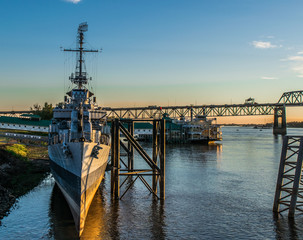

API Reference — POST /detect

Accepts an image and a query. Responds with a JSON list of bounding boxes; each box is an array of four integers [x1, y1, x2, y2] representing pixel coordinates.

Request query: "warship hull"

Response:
[[48, 142, 110, 235]]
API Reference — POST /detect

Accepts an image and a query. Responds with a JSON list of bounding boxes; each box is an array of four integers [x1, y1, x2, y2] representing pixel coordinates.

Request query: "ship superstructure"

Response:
[[48, 22, 110, 236]]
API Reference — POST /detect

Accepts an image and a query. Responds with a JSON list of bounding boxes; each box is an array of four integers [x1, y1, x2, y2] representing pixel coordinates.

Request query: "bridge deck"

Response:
[[0, 90, 302, 119]]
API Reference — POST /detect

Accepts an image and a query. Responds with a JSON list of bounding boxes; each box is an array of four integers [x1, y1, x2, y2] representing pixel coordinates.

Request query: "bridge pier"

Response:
[[273, 106, 287, 135]]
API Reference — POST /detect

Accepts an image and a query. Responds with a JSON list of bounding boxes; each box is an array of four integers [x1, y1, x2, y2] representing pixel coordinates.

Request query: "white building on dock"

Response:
[[0, 114, 50, 133]]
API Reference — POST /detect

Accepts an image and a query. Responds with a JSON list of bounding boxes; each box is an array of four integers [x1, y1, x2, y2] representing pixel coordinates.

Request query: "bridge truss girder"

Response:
[[105, 104, 283, 119], [278, 90, 303, 105], [2, 90, 303, 120]]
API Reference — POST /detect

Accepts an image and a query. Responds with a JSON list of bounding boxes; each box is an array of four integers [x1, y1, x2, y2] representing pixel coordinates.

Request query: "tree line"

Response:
[[30, 102, 53, 120]]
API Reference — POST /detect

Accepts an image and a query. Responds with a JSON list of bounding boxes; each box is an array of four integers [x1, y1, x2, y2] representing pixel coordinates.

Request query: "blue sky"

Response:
[[1, 0, 303, 121]]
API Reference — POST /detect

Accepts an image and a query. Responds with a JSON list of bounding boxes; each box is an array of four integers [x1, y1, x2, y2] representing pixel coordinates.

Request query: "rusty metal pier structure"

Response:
[[110, 119, 166, 200], [273, 136, 303, 216]]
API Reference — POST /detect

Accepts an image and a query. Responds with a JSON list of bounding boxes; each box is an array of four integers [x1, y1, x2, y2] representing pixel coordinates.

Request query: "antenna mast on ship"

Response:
[[64, 22, 98, 89]]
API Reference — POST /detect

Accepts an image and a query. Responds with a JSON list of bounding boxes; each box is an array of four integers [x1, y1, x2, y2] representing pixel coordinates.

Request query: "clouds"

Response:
[[251, 36, 283, 49], [250, 35, 303, 80], [64, 0, 81, 3], [261, 76, 278, 80], [250, 37, 285, 80], [283, 55, 303, 78], [251, 41, 278, 49], [285, 56, 303, 61]]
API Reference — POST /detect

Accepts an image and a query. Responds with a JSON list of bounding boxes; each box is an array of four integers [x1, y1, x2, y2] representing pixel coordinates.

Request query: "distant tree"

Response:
[[30, 102, 53, 120], [56, 102, 64, 109]]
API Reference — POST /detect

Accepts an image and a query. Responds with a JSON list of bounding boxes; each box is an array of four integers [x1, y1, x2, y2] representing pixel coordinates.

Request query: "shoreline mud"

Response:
[[0, 144, 49, 222]]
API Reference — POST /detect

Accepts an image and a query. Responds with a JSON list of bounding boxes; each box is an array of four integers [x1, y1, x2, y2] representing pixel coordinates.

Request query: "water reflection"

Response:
[[215, 143, 223, 168], [50, 181, 113, 239], [150, 200, 166, 240], [81, 182, 110, 239], [107, 199, 120, 240], [171, 143, 222, 164], [273, 134, 280, 142], [49, 184, 79, 239], [49, 179, 166, 239], [273, 214, 303, 240], [5, 127, 303, 238]]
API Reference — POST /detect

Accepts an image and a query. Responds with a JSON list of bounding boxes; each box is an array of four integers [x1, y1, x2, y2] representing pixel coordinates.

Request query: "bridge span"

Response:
[[104, 103, 282, 119], [0, 90, 303, 135], [103, 90, 303, 135], [103, 90, 303, 119]]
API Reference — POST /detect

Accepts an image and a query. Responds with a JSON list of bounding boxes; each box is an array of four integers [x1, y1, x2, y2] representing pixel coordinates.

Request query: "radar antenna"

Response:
[[64, 22, 98, 89]]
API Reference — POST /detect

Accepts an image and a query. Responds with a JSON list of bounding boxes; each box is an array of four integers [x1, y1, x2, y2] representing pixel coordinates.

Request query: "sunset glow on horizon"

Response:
[[1, 0, 303, 123]]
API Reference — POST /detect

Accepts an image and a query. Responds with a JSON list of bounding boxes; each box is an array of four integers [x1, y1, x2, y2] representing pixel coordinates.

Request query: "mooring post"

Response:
[[152, 120, 159, 193], [127, 120, 134, 170], [273, 106, 287, 135], [160, 119, 166, 200]]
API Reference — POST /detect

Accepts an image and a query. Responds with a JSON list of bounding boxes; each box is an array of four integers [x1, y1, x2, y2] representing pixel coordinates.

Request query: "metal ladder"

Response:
[[273, 136, 303, 217]]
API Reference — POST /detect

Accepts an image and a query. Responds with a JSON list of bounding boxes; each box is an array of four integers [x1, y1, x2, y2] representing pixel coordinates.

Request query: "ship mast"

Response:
[[64, 22, 98, 89]]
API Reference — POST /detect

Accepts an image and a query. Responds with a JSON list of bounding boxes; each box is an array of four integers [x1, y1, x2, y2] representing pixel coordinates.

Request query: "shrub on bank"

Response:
[[5, 144, 28, 160], [0, 145, 49, 220]]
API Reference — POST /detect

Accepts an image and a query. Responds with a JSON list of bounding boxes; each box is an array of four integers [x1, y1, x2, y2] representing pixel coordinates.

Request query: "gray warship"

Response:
[[48, 23, 110, 236]]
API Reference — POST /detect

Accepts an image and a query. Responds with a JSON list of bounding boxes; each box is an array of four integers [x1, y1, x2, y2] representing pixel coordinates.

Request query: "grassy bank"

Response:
[[0, 144, 49, 221]]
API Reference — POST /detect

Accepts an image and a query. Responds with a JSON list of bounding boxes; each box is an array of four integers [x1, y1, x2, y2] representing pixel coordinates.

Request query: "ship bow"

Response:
[[49, 142, 110, 236]]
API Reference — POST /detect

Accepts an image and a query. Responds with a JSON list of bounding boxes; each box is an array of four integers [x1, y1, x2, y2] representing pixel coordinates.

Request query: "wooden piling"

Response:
[[110, 119, 115, 197], [152, 120, 159, 193], [110, 118, 165, 200], [111, 119, 120, 199], [127, 121, 134, 171], [160, 119, 166, 200]]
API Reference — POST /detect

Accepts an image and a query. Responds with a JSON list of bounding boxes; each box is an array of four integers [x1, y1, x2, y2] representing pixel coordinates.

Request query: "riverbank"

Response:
[[0, 144, 49, 221]]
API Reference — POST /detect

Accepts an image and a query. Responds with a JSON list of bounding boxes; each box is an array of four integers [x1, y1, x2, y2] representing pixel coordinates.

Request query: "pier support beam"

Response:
[[273, 106, 287, 135], [127, 121, 134, 171], [152, 120, 159, 194], [159, 119, 166, 200], [111, 119, 120, 199], [111, 119, 166, 200], [273, 136, 303, 216]]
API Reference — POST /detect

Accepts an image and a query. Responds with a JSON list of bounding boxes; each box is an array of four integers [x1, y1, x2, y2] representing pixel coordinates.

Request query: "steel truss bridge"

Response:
[[105, 103, 281, 119], [104, 90, 303, 119], [0, 90, 303, 119]]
